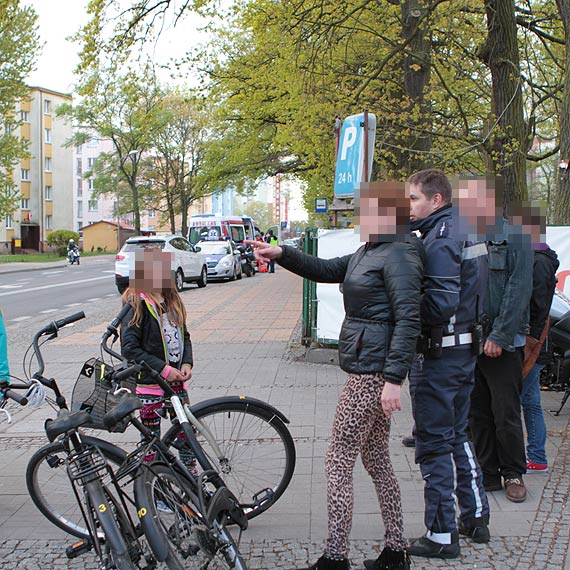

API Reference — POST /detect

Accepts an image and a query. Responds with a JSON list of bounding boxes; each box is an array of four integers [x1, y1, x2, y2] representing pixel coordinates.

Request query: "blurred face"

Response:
[[408, 183, 441, 221], [132, 249, 174, 293], [455, 178, 501, 239], [355, 181, 410, 242]]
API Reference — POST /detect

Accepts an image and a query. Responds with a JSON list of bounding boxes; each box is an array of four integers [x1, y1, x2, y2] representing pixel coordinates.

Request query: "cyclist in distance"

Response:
[[121, 248, 195, 468]]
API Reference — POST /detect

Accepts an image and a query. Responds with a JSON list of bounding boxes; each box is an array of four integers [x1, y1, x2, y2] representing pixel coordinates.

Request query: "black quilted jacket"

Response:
[[278, 237, 424, 384]]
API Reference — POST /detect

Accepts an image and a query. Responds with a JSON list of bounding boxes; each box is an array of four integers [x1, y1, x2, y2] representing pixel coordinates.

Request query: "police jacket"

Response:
[[277, 237, 424, 384], [121, 297, 193, 386], [484, 219, 533, 351], [411, 204, 487, 335]]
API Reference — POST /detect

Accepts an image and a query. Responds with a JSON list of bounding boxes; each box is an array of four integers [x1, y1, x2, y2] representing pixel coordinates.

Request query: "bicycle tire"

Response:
[[26, 436, 126, 539], [189, 399, 296, 519], [134, 462, 247, 570]]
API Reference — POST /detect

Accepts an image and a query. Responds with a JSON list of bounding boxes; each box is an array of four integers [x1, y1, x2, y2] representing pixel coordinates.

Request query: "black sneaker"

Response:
[[402, 436, 416, 448], [458, 521, 490, 544], [364, 547, 410, 569], [407, 536, 460, 559]]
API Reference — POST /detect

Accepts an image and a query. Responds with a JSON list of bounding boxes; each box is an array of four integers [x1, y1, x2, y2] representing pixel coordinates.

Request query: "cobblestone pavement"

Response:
[[1, 267, 570, 569]]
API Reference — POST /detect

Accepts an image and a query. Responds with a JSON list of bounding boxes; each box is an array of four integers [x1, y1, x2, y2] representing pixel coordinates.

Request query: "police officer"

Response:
[[406, 170, 490, 559]]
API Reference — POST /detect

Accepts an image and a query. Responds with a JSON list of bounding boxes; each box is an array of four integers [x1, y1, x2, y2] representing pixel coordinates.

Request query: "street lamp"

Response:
[[117, 150, 139, 251]]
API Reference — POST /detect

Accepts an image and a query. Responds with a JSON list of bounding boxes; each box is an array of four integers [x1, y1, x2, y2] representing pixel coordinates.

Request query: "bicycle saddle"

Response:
[[45, 410, 91, 442], [103, 395, 142, 431]]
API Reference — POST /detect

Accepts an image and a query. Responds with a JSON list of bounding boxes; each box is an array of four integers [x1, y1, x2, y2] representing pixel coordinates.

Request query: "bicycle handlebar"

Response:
[[101, 303, 131, 360], [0, 381, 29, 406], [39, 311, 86, 336]]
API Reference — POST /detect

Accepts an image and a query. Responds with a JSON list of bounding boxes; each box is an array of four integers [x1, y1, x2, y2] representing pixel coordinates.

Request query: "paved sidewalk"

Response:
[[1, 268, 570, 569]]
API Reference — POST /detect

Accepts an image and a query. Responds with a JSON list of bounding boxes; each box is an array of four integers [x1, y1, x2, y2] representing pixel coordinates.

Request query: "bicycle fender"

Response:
[[190, 396, 290, 424]]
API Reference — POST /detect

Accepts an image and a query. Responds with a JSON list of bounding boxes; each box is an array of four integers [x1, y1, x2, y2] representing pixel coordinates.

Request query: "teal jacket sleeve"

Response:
[[0, 311, 10, 382]]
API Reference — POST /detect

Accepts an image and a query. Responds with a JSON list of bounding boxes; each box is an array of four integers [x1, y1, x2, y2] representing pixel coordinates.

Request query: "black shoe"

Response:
[[301, 554, 349, 570], [458, 520, 490, 544], [407, 536, 460, 559], [364, 547, 410, 569], [402, 436, 415, 448]]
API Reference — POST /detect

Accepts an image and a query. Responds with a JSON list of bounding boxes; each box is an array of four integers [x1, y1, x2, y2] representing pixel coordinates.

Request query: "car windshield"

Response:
[[122, 241, 166, 252], [189, 225, 223, 243], [198, 242, 231, 255]]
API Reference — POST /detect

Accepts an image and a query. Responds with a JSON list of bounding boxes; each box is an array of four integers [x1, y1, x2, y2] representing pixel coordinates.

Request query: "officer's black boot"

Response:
[[458, 515, 490, 544], [298, 554, 350, 570], [363, 546, 410, 569], [407, 532, 460, 559]]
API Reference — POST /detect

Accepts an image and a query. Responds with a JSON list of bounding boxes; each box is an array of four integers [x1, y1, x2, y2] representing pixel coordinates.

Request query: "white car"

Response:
[[197, 240, 243, 281], [115, 235, 208, 293]]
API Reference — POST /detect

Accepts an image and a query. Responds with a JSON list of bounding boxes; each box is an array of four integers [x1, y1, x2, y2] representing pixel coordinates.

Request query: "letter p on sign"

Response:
[[340, 126, 357, 161]]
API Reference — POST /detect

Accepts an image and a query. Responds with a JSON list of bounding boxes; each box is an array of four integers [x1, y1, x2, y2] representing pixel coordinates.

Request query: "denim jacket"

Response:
[[0, 311, 9, 382], [484, 221, 533, 352]]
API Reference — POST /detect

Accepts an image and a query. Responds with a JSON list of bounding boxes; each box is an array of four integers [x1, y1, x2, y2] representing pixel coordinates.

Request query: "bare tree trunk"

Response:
[[554, 0, 570, 223], [397, 0, 433, 174], [479, 0, 528, 208]]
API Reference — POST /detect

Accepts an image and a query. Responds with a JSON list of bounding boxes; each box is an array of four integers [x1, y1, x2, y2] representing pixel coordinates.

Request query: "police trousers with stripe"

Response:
[[409, 347, 489, 536]]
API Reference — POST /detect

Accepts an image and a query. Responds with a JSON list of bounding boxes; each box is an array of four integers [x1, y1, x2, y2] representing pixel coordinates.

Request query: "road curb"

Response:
[[0, 262, 68, 275]]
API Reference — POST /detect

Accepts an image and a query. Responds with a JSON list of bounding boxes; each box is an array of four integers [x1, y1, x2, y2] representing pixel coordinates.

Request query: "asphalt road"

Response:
[[0, 258, 118, 323]]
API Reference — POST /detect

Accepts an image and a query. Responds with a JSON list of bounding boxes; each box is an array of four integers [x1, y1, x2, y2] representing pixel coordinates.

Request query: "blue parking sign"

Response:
[[334, 113, 376, 197]]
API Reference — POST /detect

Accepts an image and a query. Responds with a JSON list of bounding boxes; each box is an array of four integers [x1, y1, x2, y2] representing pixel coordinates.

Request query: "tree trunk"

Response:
[[479, 0, 528, 208], [554, 0, 570, 223], [397, 0, 433, 174]]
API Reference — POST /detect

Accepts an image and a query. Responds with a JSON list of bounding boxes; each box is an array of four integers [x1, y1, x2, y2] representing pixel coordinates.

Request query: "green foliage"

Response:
[[46, 229, 81, 256], [0, 0, 41, 219]]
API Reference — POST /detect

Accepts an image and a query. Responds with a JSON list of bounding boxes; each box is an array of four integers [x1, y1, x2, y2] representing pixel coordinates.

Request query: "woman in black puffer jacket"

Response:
[[246, 183, 424, 570]]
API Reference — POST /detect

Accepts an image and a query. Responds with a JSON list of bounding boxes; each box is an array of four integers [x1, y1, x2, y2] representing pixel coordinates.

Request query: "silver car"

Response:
[[197, 240, 243, 281], [115, 235, 208, 293]]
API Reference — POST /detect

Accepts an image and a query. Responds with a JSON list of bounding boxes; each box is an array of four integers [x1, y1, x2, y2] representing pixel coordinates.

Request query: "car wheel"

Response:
[[229, 266, 237, 281], [175, 269, 185, 292], [237, 264, 243, 280], [117, 283, 128, 294], [196, 266, 208, 288]]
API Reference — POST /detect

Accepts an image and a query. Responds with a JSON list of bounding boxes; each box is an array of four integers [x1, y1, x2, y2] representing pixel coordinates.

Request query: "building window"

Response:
[[76, 158, 82, 176], [87, 157, 96, 168], [77, 178, 83, 197], [76, 144, 83, 154], [77, 221, 83, 230], [45, 128, 51, 143], [44, 99, 51, 114], [45, 214, 52, 229], [20, 110, 29, 122], [77, 200, 83, 218], [21, 168, 30, 180], [44, 157, 52, 171], [5, 215, 12, 229], [148, 209, 156, 218], [88, 178, 95, 191], [21, 198, 30, 209], [45, 185, 52, 200], [88, 199, 98, 212]]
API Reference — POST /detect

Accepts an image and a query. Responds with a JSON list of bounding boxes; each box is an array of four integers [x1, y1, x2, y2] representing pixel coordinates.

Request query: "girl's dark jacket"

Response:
[[278, 237, 424, 384], [121, 297, 193, 386]]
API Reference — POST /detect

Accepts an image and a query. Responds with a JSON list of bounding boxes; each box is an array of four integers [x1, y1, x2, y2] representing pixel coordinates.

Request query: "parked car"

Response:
[[197, 240, 243, 281], [115, 235, 208, 293], [283, 237, 301, 248]]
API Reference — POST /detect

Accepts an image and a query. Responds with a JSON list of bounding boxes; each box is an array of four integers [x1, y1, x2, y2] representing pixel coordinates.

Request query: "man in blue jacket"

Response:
[[469, 195, 533, 503], [406, 170, 490, 559]]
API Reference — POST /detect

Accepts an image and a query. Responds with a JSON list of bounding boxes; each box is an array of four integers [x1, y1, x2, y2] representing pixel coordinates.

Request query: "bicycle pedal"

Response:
[[65, 539, 92, 559]]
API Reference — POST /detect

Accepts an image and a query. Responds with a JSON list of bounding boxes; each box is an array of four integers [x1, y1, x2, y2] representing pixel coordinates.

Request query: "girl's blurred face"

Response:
[[132, 249, 174, 292]]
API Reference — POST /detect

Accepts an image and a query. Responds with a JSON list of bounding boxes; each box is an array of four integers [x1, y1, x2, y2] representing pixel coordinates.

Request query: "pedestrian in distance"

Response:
[[268, 232, 279, 272], [247, 181, 424, 570], [120, 248, 196, 469], [469, 183, 533, 503], [517, 210, 559, 474], [405, 171, 490, 560]]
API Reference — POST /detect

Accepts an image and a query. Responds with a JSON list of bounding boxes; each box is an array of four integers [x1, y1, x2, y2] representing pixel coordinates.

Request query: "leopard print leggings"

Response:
[[325, 373, 407, 559]]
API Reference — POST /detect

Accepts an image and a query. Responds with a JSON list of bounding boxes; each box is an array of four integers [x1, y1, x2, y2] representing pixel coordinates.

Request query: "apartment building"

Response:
[[0, 86, 74, 252]]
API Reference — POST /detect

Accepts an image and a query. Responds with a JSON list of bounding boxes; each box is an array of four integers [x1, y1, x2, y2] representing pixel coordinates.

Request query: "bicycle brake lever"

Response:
[[0, 406, 12, 423]]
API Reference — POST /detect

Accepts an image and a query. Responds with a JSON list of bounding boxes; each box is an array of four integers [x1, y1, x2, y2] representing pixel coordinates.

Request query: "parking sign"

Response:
[[334, 113, 376, 197]]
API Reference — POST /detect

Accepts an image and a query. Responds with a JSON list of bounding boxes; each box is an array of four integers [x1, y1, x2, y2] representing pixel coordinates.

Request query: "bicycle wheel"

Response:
[[26, 437, 126, 538], [191, 399, 296, 519], [135, 463, 247, 570]]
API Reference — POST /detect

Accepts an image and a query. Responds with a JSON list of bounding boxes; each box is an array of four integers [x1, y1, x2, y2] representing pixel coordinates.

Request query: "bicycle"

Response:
[[14, 307, 296, 568]]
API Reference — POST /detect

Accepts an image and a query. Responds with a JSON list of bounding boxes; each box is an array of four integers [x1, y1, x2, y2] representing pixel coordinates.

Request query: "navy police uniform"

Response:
[[409, 203, 490, 546]]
